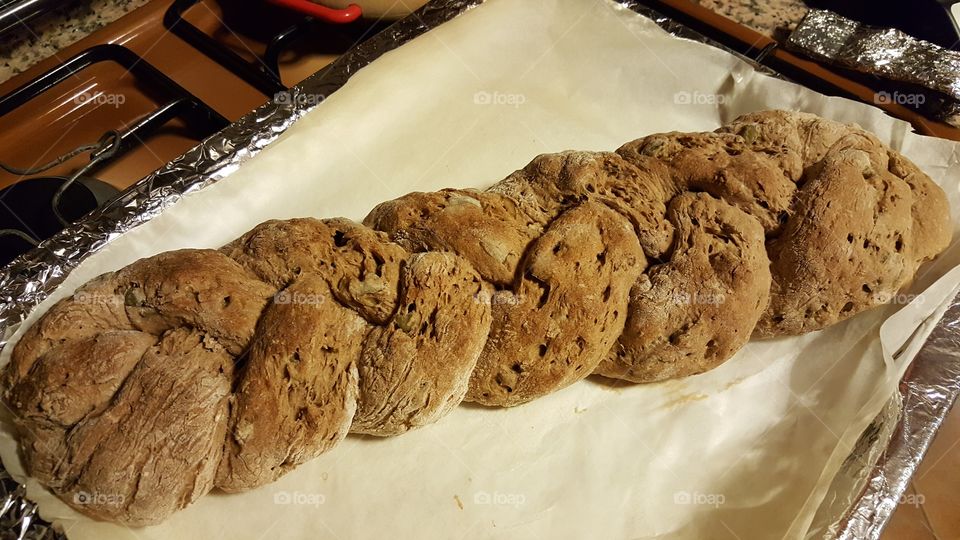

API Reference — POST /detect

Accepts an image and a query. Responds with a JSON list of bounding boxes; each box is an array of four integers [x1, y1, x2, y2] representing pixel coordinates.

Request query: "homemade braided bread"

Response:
[[3, 111, 951, 525]]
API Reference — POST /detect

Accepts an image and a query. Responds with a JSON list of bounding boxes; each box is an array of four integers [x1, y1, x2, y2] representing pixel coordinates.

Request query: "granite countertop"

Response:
[[0, 0, 149, 85], [695, 0, 809, 38]]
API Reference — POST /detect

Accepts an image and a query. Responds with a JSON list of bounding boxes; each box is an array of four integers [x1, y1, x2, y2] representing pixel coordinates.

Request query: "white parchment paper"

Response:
[[1, 0, 959, 538]]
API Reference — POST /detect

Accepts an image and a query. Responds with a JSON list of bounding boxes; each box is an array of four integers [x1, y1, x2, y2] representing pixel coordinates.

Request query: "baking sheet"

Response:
[[1, 0, 959, 538]]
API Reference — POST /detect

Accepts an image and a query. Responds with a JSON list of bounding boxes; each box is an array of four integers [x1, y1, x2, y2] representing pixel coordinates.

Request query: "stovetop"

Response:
[[0, 0, 61, 35], [0, 0, 389, 266]]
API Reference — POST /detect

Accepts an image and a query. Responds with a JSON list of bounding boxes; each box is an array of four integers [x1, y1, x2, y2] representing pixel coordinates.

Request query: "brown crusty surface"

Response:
[[222, 217, 407, 324], [5, 274, 136, 386], [466, 202, 645, 406], [755, 136, 950, 335], [115, 250, 278, 355], [49, 328, 232, 526], [217, 275, 367, 492], [489, 151, 677, 259], [717, 111, 952, 335], [363, 190, 542, 287], [353, 252, 491, 435], [2, 249, 278, 524], [2, 110, 951, 526], [596, 193, 770, 382], [7, 331, 156, 485], [616, 131, 797, 236]]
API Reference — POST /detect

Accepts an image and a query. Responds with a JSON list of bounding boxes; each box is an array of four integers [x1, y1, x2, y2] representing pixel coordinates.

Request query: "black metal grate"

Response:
[[0, 43, 230, 265], [164, 0, 390, 96]]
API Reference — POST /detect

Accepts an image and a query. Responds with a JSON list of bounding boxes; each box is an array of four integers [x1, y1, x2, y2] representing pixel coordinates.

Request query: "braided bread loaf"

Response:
[[3, 111, 950, 525]]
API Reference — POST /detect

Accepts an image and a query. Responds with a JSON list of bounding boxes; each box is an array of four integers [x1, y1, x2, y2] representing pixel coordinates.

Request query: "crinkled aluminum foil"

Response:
[[834, 301, 960, 540], [0, 1, 955, 539], [807, 394, 903, 539], [786, 9, 960, 128]]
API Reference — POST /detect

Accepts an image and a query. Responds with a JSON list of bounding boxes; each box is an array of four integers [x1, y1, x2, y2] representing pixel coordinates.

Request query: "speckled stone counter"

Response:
[[0, 0, 149, 84], [695, 0, 809, 38]]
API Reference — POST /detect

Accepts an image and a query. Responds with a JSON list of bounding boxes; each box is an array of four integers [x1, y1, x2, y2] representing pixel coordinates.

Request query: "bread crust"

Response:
[[597, 193, 770, 382], [466, 202, 645, 406], [217, 275, 367, 492], [354, 252, 492, 435]]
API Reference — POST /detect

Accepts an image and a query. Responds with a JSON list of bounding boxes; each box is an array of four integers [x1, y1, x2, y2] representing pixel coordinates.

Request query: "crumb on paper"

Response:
[[723, 376, 748, 391], [660, 392, 709, 410], [454, 495, 464, 510]]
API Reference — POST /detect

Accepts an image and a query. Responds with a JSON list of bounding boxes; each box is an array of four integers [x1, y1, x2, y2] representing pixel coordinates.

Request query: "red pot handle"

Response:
[[265, 0, 362, 23]]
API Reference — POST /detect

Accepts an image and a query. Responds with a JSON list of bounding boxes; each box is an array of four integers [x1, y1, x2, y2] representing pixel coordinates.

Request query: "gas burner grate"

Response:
[[0, 43, 231, 266], [164, 0, 390, 96]]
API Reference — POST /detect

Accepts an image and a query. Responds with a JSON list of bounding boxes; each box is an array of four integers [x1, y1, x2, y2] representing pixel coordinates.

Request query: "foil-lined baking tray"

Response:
[[0, 1, 955, 538]]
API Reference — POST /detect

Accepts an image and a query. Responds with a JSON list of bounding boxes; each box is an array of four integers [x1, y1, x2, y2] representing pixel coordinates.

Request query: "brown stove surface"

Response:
[[0, 0, 386, 265]]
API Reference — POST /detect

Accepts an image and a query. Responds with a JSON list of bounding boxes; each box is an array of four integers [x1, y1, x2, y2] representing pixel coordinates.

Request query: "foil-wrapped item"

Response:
[[787, 9, 960, 100], [0, 1, 955, 539], [787, 9, 960, 127]]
